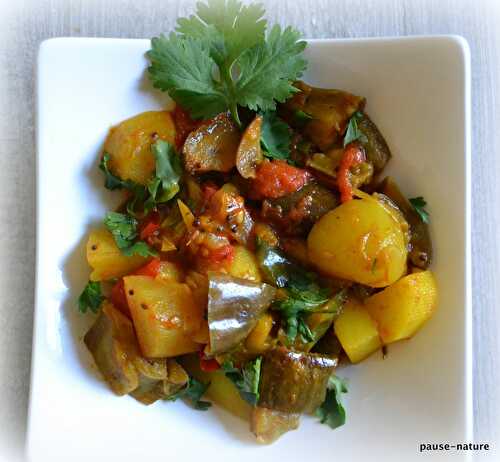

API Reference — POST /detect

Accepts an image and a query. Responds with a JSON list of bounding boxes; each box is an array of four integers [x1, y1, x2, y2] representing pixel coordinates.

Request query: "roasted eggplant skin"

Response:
[[261, 183, 339, 236], [279, 81, 365, 151], [357, 112, 392, 173], [259, 347, 337, 414], [378, 176, 433, 268], [207, 272, 276, 355], [251, 407, 300, 444]]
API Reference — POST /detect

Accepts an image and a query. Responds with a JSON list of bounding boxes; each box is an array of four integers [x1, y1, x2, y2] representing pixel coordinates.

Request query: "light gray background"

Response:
[[0, 0, 499, 460]]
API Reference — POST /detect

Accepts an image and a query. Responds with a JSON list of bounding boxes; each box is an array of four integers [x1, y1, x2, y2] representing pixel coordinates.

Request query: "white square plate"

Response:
[[28, 36, 471, 462]]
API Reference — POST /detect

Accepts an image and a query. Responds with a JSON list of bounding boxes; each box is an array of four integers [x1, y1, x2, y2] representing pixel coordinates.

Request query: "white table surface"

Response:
[[0, 0, 499, 460]]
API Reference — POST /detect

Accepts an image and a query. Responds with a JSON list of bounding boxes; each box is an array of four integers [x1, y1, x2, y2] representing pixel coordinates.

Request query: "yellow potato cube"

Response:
[[334, 299, 382, 363], [104, 111, 176, 185], [365, 271, 438, 343], [228, 245, 262, 282], [86, 229, 147, 281], [124, 276, 201, 358]]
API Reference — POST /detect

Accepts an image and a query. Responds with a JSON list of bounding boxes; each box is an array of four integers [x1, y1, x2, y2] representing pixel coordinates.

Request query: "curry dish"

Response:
[[77, 0, 437, 444]]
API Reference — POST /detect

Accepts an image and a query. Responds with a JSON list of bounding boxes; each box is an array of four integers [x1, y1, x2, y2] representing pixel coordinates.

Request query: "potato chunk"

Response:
[[86, 229, 147, 281], [334, 299, 382, 363], [307, 196, 407, 287], [228, 245, 262, 282], [104, 110, 176, 184], [365, 271, 438, 343], [124, 276, 201, 358]]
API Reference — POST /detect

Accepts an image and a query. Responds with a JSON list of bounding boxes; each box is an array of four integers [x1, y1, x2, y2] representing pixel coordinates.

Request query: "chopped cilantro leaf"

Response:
[[78, 281, 103, 314], [409, 196, 430, 224], [104, 212, 157, 257], [222, 357, 262, 406], [147, 140, 182, 204], [344, 111, 368, 147], [315, 375, 348, 429], [99, 153, 138, 191], [168, 377, 212, 410], [260, 111, 291, 161]]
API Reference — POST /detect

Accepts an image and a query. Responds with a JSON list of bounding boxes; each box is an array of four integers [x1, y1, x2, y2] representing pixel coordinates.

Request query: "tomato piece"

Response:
[[199, 351, 220, 372], [201, 182, 219, 206], [139, 211, 160, 241], [134, 258, 161, 278], [110, 279, 130, 316], [173, 105, 202, 150], [338, 143, 366, 202], [251, 160, 311, 199], [209, 244, 235, 265]]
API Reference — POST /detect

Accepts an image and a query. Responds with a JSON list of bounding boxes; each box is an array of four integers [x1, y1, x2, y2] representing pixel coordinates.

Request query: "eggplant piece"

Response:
[[130, 358, 188, 405], [255, 242, 297, 288], [259, 347, 337, 413], [236, 115, 263, 179], [84, 301, 141, 395], [251, 407, 300, 444], [183, 111, 240, 174], [357, 112, 392, 173], [279, 81, 365, 151], [84, 301, 187, 403], [378, 176, 433, 268], [208, 273, 276, 355], [261, 183, 339, 236], [311, 330, 344, 358]]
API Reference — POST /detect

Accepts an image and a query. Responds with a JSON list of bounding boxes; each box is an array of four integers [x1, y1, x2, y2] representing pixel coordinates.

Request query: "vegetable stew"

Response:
[[77, 0, 438, 445]]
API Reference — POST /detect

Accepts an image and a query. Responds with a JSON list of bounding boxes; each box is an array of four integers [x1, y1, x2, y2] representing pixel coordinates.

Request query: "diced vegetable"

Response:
[[104, 111, 176, 185], [245, 313, 274, 354], [183, 111, 240, 174], [177, 199, 195, 229], [236, 115, 263, 178], [251, 160, 311, 200], [207, 372, 252, 419], [365, 271, 438, 344], [227, 245, 262, 282], [261, 183, 338, 236], [207, 185, 254, 245], [280, 81, 365, 150], [181, 354, 251, 421], [124, 276, 202, 357], [172, 105, 202, 149], [84, 301, 139, 395], [251, 407, 300, 444], [259, 347, 337, 413], [86, 229, 148, 281], [255, 241, 300, 288], [357, 112, 391, 173], [334, 299, 382, 363], [207, 273, 276, 355], [156, 260, 184, 284], [337, 143, 366, 202], [307, 195, 408, 287], [379, 176, 433, 268]]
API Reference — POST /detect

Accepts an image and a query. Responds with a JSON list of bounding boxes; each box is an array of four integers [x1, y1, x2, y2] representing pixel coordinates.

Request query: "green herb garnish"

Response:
[[145, 140, 182, 209], [147, 0, 307, 125], [343, 111, 368, 147], [168, 377, 212, 410], [103, 212, 157, 257], [222, 357, 262, 406], [260, 111, 291, 160], [409, 196, 430, 223], [315, 375, 348, 429], [78, 281, 104, 314]]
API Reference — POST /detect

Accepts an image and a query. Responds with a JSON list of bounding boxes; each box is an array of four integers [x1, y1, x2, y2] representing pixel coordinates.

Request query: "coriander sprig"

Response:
[[147, 0, 307, 125]]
